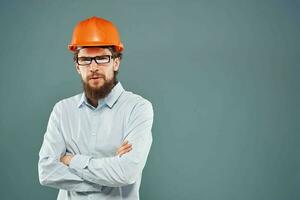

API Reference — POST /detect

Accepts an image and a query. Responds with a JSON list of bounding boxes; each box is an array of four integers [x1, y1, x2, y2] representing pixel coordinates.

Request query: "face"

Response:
[[75, 47, 120, 100]]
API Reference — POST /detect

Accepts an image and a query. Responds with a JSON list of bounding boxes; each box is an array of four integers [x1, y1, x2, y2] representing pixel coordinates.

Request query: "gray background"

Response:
[[0, 0, 299, 199]]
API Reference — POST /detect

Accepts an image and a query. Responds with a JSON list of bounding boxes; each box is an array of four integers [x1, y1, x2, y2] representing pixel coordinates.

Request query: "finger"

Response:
[[117, 142, 131, 151], [116, 141, 129, 152], [116, 143, 132, 155], [117, 145, 132, 155], [60, 156, 67, 164], [118, 147, 133, 156]]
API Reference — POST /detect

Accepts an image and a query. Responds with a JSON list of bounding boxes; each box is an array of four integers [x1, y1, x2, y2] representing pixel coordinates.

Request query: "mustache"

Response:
[[88, 73, 105, 79]]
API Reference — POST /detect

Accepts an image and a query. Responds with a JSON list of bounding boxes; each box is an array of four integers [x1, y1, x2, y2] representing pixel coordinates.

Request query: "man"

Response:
[[38, 16, 154, 200]]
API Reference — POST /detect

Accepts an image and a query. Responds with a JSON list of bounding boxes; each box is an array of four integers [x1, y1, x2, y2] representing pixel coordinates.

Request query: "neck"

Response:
[[84, 81, 118, 108], [87, 97, 99, 108]]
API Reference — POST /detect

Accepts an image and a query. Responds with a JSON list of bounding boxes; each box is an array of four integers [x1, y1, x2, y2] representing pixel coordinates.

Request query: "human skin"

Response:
[[75, 47, 120, 107]]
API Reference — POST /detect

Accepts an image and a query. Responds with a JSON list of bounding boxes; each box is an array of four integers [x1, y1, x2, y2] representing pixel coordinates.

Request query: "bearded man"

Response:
[[38, 16, 154, 200]]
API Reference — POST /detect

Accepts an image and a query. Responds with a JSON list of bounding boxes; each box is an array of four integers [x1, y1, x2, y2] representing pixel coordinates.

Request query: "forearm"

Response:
[[68, 133, 152, 187], [38, 155, 103, 192], [70, 155, 135, 187]]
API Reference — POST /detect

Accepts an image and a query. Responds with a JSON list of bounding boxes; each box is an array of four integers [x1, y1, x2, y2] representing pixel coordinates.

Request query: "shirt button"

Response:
[[91, 132, 96, 136]]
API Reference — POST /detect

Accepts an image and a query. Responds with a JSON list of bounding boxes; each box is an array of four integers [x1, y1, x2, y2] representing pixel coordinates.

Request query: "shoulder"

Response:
[[52, 93, 82, 111], [119, 90, 153, 117]]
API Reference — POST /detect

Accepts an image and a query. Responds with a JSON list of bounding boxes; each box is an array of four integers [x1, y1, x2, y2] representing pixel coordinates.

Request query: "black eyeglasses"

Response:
[[76, 55, 114, 66]]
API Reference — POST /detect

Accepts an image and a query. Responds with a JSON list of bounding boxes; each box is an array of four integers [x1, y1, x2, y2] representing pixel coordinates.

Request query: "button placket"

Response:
[[90, 111, 98, 152]]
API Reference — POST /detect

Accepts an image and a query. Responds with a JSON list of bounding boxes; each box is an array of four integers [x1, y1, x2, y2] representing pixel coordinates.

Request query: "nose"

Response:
[[89, 59, 99, 72]]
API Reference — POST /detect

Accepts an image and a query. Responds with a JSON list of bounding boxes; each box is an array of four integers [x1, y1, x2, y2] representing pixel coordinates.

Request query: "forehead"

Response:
[[77, 47, 111, 57]]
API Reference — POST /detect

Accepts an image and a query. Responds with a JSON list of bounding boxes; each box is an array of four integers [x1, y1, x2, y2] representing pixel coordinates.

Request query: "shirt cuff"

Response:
[[69, 154, 91, 170]]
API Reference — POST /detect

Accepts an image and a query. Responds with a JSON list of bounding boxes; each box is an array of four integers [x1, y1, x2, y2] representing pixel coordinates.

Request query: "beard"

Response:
[[82, 71, 118, 101]]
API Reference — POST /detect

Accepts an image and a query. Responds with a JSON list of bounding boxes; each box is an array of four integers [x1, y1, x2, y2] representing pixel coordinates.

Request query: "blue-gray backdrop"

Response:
[[0, 0, 299, 199]]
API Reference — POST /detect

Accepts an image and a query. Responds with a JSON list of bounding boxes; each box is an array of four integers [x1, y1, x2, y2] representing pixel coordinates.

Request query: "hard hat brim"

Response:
[[68, 43, 124, 52]]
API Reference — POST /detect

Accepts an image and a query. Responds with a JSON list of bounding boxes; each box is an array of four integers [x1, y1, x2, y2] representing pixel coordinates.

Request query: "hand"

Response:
[[60, 154, 74, 166], [116, 140, 132, 157]]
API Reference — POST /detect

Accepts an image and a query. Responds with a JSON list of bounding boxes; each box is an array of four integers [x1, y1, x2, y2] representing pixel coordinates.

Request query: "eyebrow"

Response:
[[78, 54, 111, 57]]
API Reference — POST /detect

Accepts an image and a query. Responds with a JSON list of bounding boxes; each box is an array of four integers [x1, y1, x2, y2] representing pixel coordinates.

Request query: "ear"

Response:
[[75, 64, 81, 74], [113, 58, 120, 72]]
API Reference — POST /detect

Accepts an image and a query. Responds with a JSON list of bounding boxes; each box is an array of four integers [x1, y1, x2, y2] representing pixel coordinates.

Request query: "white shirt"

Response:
[[38, 82, 154, 200]]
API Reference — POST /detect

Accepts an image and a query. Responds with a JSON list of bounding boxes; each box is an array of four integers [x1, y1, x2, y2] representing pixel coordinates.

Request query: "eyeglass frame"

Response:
[[75, 55, 116, 66]]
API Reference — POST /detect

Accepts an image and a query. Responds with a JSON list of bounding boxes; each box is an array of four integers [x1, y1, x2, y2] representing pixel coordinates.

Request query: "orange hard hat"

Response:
[[68, 16, 124, 52]]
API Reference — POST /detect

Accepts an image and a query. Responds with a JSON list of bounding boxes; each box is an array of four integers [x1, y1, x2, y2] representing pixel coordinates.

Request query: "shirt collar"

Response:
[[77, 82, 125, 109]]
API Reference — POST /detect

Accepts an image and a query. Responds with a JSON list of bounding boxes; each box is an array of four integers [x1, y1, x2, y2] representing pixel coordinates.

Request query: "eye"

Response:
[[77, 57, 92, 65], [95, 55, 110, 64], [78, 57, 91, 61]]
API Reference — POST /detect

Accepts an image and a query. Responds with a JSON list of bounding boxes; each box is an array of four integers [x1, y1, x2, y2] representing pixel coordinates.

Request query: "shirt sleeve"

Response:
[[38, 102, 103, 192], [68, 99, 154, 187]]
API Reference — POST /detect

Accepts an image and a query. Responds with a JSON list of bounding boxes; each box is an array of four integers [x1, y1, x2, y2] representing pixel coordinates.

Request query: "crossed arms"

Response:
[[38, 100, 153, 192], [60, 140, 132, 166]]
